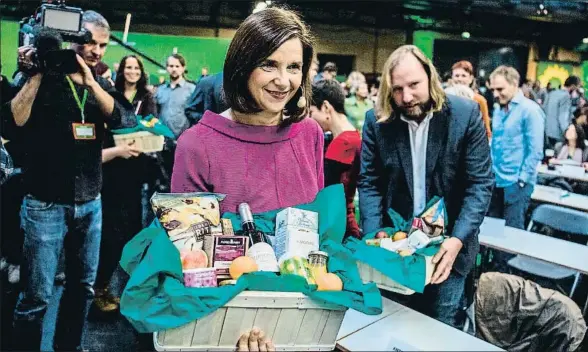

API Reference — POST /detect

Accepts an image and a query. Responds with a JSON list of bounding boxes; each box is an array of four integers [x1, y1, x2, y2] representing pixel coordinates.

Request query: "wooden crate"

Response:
[[357, 256, 435, 295], [153, 291, 347, 351], [113, 131, 164, 153]]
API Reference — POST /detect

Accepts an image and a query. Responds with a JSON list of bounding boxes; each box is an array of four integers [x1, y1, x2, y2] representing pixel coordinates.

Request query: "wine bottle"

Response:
[[238, 203, 279, 272]]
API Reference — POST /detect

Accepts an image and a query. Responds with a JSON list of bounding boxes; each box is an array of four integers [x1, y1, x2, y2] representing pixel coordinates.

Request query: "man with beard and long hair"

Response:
[[358, 45, 494, 329]]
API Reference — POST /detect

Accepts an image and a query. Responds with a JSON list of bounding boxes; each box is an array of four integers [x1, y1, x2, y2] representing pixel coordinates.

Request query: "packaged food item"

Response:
[[213, 236, 249, 279], [278, 255, 315, 285], [221, 219, 234, 236], [275, 208, 319, 233], [151, 192, 225, 255], [308, 250, 328, 281], [365, 239, 382, 247], [183, 268, 217, 288], [415, 198, 446, 237], [274, 208, 320, 260], [407, 229, 443, 249], [219, 279, 237, 286], [274, 227, 319, 260], [380, 238, 409, 252]]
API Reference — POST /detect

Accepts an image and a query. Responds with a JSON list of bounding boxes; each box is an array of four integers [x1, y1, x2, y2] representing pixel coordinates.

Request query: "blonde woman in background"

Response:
[[444, 84, 475, 100]]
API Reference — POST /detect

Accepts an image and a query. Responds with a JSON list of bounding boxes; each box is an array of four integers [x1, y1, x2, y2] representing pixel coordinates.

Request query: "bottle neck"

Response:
[[242, 221, 256, 232]]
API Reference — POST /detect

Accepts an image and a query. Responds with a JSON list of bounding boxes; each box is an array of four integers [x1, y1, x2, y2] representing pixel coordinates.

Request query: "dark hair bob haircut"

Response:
[[223, 7, 315, 125]]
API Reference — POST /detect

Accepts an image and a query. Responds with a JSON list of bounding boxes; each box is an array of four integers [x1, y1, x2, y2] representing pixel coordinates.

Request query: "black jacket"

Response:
[[184, 72, 227, 124]]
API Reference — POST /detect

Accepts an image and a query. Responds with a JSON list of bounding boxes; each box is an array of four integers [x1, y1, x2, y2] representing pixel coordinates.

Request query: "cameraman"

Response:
[[5, 10, 135, 351]]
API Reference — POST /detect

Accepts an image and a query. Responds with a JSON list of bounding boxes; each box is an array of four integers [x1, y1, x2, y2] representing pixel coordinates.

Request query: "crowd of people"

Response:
[[0, 5, 587, 352]]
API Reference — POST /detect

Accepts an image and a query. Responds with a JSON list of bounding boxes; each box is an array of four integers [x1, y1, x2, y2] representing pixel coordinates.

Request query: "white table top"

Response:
[[532, 185, 588, 212], [337, 300, 503, 351], [479, 217, 588, 275], [337, 297, 404, 341], [537, 164, 588, 182]]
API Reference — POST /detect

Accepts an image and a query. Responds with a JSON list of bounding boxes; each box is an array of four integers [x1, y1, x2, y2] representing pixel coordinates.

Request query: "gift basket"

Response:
[[112, 114, 175, 153], [119, 185, 382, 351], [346, 197, 447, 295]]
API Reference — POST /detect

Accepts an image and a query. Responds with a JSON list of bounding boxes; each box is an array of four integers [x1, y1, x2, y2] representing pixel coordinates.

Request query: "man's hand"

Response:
[[17, 45, 39, 74], [430, 237, 463, 284], [67, 55, 97, 88]]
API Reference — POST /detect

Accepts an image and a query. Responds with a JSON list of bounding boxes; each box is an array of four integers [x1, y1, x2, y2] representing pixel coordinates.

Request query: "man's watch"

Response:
[[518, 180, 526, 188]]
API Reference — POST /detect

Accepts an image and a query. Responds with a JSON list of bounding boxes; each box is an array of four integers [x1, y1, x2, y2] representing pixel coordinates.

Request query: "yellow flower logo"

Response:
[[538, 64, 570, 88]]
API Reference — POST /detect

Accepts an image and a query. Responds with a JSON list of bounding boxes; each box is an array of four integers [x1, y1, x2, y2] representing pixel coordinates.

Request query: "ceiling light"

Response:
[[461, 31, 471, 39], [583, 37, 588, 44]]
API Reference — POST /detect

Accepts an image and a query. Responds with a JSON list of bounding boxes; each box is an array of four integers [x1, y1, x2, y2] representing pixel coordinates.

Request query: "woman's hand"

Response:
[[116, 141, 141, 159], [237, 328, 275, 352]]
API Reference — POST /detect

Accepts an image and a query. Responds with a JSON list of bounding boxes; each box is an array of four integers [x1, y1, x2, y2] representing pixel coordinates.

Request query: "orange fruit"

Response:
[[315, 273, 343, 291], [392, 231, 408, 242], [229, 256, 258, 279]]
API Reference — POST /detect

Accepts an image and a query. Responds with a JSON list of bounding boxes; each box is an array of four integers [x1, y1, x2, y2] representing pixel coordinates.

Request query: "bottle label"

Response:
[[247, 243, 279, 272]]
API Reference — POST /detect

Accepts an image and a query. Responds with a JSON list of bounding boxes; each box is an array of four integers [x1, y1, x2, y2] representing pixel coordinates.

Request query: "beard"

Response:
[[394, 99, 432, 120]]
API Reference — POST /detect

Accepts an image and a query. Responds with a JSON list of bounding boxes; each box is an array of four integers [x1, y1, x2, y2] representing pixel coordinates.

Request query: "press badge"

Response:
[[72, 123, 96, 140]]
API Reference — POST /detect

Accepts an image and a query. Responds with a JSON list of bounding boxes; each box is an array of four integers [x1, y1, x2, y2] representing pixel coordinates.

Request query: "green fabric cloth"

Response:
[[343, 197, 445, 293], [119, 185, 383, 333], [111, 114, 176, 139]]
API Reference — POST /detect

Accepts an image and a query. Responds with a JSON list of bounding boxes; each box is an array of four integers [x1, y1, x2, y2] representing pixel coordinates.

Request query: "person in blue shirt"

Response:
[[487, 65, 545, 271]]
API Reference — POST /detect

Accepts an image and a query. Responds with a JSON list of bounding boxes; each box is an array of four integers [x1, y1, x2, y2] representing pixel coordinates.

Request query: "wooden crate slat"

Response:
[[272, 308, 306, 345], [319, 309, 346, 345], [311, 309, 331, 343], [225, 291, 302, 309], [156, 330, 166, 346], [252, 308, 281, 340], [162, 321, 196, 346], [218, 307, 258, 346], [190, 308, 227, 346], [295, 309, 325, 345]]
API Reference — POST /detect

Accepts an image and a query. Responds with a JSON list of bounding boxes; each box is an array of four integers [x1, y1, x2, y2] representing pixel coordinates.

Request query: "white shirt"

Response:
[[400, 113, 433, 216]]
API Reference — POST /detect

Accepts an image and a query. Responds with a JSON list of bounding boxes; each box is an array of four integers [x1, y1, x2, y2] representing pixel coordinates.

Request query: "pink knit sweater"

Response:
[[171, 111, 325, 214]]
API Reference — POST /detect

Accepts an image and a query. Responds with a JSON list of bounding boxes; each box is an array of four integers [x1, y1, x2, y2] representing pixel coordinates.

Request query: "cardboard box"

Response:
[[212, 236, 248, 279], [275, 208, 319, 234]]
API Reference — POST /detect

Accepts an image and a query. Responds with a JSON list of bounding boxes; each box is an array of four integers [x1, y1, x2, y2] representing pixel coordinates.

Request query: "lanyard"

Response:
[[65, 76, 88, 123], [128, 90, 137, 103]]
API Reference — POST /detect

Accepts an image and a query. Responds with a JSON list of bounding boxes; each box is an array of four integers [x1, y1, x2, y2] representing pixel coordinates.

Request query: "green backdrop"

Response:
[[1, 20, 230, 84]]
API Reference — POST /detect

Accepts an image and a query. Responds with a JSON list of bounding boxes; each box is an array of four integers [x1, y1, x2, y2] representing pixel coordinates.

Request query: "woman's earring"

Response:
[[297, 95, 307, 108]]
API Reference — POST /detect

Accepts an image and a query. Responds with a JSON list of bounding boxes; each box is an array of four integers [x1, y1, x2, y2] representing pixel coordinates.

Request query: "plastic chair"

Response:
[[507, 204, 588, 307]]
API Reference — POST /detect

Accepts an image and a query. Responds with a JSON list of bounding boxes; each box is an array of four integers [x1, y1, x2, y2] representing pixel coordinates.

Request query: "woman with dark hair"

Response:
[[554, 123, 588, 163], [114, 55, 156, 116], [171, 7, 323, 214], [93, 55, 156, 312]]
